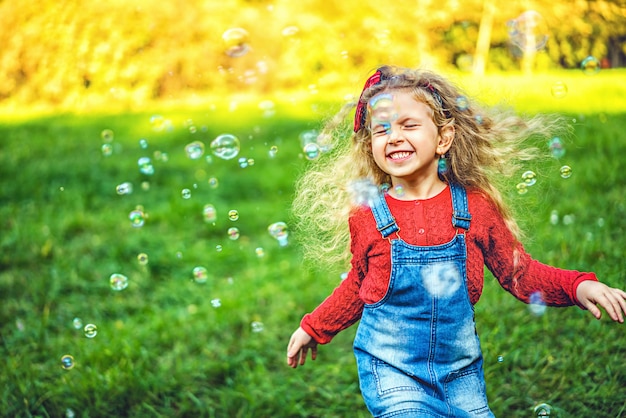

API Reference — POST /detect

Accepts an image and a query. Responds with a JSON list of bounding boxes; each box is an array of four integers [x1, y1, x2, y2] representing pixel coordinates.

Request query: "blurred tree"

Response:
[[473, 0, 496, 75], [0, 0, 624, 108]]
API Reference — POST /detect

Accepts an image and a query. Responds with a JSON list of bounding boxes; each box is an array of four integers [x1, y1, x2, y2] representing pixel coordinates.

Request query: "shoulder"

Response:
[[465, 187, 503, 221], [348, 205, 376, 230]]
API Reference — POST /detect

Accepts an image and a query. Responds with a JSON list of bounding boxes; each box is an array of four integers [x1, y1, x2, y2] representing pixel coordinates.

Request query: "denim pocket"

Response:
[[372, 358, 425, 397], [444, 365, 492, 416]]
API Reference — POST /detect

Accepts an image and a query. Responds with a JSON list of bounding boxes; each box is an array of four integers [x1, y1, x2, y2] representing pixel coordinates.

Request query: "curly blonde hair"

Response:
[[292, 65, 566, 267]]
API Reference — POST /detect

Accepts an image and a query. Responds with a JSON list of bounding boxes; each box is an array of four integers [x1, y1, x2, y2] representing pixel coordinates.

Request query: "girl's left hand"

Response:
[[576, 280, 626, 323]]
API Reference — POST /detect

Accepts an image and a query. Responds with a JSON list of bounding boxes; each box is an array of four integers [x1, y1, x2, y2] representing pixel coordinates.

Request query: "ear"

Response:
[[437, 123, 455, 155]]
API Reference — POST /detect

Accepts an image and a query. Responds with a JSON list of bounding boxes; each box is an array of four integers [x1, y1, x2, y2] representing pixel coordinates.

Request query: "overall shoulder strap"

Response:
[[450, 183, 472, 230], [370, 192, 399, 238]]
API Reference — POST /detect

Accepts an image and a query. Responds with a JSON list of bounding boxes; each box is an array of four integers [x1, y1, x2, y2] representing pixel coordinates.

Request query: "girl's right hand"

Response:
[[287, 327, 318, 368]]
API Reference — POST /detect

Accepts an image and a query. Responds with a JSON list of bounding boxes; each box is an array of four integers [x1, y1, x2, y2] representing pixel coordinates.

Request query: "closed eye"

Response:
[[372, 123, 391, 136]]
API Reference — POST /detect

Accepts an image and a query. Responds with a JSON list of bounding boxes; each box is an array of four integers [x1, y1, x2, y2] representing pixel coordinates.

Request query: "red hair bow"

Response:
[[353, 69, 384, 132]]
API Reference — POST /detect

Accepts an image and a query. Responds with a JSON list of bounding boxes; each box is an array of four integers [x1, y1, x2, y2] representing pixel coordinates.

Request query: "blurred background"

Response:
[[1, 0, 625, 112]]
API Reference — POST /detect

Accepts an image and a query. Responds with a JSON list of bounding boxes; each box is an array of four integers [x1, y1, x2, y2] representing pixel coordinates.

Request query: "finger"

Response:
[[594, 290, 626, 323], [582, 300, 602, 320], [604, 291, 626, 323], [287, 335, 300, 358], [311, 346, 317, 361], [616, 290, 626, 322], [299, 348, 308, 366], [289, 350, 301, 368]]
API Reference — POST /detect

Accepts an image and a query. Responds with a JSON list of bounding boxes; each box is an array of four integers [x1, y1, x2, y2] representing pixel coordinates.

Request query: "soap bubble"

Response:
[[507, 10, 548, 51], [192, 266, 208, 284], [369, 93, 396, 125], [138, 157, 155, 175], [154, 151, 168, 162], [269, 145, 278, 158], [185, 141, 205, 159], [522, 170, 537, 186], [72, 318, 83, 329], [208, 177, 219, 189], [394, 185, 405, 197], [303, 142, 321, 160], [222, 28, 250, 57], [228, 227, 240, 240], [534, 403, 552, 417], [581, 56, 600, 75], [150, 115, 166, 131], [211, 298, 222, 308], [258, 100, 276, 117], [101, 129, 114, 142], [203, 204, 217, 223], [211, 134, 240, 160], [61, 354, 75, 370], [251, 321, 264, 333], [255, 247, 265, 257], [137, 253, 149, 265], [268, 222, 289, 246], [549, 210, 559, 225], [181, 188, 192, 199], [529, 291, 547, 316], [350, 178, 379, 207], [83, 324, 98, 338], [116, 182, 133, 195], [559, 165, 572, 178], [139, 138, 148, 149], [550, 81, 568, 99], [228, 209, 239, 221], [455, 95, 469, 111], [129, 207, 146, 228], [299, 129, 330, 155], [238, 157, 249, 168], [548, 137, 565, 158], [101, 143, 113, 156], [109, 273, 129, 291], [516, 183, 528, 195], [497, 355, 504, 363]]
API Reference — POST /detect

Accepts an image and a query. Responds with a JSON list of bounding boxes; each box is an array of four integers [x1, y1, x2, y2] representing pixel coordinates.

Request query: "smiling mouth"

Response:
[[387, 151, 413, 160]]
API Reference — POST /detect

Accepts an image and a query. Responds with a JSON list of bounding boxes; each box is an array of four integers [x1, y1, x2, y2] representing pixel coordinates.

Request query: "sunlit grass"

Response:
[[1, 74, 626, 417]]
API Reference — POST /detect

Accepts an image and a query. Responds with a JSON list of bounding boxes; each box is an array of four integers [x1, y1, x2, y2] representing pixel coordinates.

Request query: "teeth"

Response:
[[389, 151, 411, 160]]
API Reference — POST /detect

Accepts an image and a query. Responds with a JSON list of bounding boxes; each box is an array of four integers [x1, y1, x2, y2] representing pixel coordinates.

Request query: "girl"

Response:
[[286, 66, 626, 417]]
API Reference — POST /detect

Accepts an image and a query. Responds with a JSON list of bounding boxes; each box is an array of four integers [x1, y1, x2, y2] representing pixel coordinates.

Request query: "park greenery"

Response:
[[1, 70, 626, 417], [1, 0, 626, 417]]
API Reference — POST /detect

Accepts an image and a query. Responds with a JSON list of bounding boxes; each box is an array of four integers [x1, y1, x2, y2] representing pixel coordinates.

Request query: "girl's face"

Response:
[[369, 90, 452, 187]]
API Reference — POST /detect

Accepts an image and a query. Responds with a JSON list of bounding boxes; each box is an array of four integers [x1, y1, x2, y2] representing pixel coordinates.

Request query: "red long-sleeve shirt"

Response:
[[301, 186, 597, 344]]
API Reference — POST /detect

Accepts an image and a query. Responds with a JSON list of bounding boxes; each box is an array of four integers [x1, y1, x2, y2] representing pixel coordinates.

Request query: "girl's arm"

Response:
[[477, 196, 626, 321], [287, 214, 368, 366]]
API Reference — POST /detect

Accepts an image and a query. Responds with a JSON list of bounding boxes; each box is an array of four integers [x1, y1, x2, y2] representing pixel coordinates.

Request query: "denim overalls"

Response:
[[353, 183, 494, 418]]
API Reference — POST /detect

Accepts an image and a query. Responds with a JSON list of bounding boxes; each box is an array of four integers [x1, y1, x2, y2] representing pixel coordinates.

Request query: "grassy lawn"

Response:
[[1, 71, 625, 417]]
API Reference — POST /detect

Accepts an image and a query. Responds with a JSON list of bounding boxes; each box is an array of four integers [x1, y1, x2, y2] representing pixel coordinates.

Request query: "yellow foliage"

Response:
[[0, 0, 624, 110]]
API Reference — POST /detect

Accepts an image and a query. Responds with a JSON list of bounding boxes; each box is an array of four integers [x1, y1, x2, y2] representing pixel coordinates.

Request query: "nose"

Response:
[[387, 126, 403, 144]]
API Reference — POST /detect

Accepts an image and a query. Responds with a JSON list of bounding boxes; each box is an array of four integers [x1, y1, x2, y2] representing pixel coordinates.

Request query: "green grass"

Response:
[[1, 74, 626, 417]]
